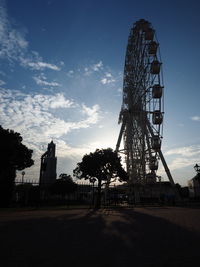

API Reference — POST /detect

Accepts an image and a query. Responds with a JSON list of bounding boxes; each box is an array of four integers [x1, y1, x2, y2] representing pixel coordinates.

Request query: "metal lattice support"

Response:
[[116, 19, 177, 196]]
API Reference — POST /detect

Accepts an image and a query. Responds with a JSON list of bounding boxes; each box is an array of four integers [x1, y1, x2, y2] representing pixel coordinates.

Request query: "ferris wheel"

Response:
[[116, 19, 176, 187]]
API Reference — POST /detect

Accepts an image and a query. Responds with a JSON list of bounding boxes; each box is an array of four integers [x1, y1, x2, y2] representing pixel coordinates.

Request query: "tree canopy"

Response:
[[0, 126, 34, 170], [73, 148, 127, 183], [0, 126, 34, 206], [73, 148, 127, 208]]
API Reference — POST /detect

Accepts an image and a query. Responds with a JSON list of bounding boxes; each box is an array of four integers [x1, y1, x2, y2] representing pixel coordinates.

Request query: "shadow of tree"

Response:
[[0, 208, 199, 267]]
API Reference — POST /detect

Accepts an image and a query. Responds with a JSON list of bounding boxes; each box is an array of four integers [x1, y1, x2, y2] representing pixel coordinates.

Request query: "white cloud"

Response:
[[100, 72, 115, 85], [163, 145, 200, 175], [169, 157, 197, 171], [91, 61, 103, 71], [55, 139, 95, 158], [81, 104, 100, 124], [100, 78, 107, 84], [33, 74, 61, 87], [0, 89, 101, 145], [0, 88, 102, 180], [84, 61, 103, 76], [191, 116, 200, 121], [165, 145, 200, 157], [23, 60, 60, 71], [0, 4, 28, 61], [0, 3, 60, 71], [29, 93, 74, 110]]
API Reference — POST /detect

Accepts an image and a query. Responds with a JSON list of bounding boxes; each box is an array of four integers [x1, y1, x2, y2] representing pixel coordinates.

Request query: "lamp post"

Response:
[[21, 171, 25, 184], [194, 164, 200, 174], [90, 178, 96, 206]]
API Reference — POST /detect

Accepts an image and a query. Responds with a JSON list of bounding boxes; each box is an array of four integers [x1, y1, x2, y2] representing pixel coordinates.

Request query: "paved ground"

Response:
[[0, 206, 200, 267]]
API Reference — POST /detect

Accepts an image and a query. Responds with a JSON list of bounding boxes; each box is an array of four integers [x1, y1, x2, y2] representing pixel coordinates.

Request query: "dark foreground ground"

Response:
[[0, 206, 200, 267]]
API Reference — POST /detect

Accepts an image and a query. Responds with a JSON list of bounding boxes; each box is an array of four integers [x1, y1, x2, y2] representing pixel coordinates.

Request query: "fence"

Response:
[[13, 179, 193, 207], [14, 180, 127, 207]]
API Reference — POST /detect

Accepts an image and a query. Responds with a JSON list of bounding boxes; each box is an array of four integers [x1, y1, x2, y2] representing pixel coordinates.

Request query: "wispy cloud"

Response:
[[22, 59, 60, 71], [163, 145, 200, 173], [100, 72, 116, 84], [191, 116, 200, 121], [33, 74, 61, 87], [66, 62, 120, 89], [0, 3, 27, 60], [84, 61, 103, 76], [0, 3, 60, 71], [169, 157, 197, 171], [165, 145, 200, 157], [91, 61, 103, 71], [81, 104, 100, 124], [0, 88, 102, 181], [0, 89, 101, 145]]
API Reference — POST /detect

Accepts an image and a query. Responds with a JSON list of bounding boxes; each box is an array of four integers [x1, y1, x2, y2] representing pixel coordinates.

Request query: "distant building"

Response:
[[39, 141, 57, 186], [188, 174, 200, 198]]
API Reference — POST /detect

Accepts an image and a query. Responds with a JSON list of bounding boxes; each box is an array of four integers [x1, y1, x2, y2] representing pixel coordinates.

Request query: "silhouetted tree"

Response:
[[0, 126, 34, 207], [59, 173, 72, 181], [50, 174, 77, 201], [73, 148, 128, 209]]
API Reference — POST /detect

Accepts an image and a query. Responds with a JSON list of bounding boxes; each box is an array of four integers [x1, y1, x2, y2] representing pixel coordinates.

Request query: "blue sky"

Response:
[[0, 0, 200, 185]]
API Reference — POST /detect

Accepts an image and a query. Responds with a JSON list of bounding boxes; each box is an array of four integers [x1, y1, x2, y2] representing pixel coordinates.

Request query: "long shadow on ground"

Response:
[[0, 208, 199, 267]]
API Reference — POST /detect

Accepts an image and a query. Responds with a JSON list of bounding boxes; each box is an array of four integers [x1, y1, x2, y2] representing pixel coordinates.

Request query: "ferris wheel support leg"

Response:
[[116, 121, 126, 152], [158, 150, 175, 186], [103, 121, 125, 194], [158, 150, 181, 202], [146, 120, 181, 201]]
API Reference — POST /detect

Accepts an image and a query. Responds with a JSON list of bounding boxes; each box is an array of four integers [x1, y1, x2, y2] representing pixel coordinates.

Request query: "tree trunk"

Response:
[[95, 179, 102, 209]]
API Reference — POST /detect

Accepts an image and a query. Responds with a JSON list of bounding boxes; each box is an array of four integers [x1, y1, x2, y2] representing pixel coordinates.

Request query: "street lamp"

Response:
[[21, 171, 25, 184], [194, 164, 200, 174], [90, 178, 96, 206]]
